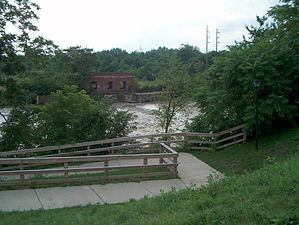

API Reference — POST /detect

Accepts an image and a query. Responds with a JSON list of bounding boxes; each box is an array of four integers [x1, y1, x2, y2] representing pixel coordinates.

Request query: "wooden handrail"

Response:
[[215, 133, 244, 144], [216, 124, 245, 136], [0, 132, 187, 155], [0, 144, 179, 187], [0, 124, 246, 158], [0, 163, 177, 176], [0, 153, 177, 164]]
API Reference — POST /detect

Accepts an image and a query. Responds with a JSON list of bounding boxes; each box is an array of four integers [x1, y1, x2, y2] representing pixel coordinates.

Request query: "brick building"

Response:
[[85, 72, 136, 93]]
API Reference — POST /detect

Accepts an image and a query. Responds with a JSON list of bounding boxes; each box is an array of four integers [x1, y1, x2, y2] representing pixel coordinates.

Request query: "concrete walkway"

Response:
[[0, 152, 221, 212]]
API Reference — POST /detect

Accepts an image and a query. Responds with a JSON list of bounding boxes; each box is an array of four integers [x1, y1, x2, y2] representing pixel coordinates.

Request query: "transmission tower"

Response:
[[205, 25, 210, 68], [216, 28, 220, 52]]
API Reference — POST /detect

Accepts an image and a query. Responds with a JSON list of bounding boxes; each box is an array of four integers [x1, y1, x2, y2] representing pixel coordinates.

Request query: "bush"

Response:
[[0, 85, 136, 151]]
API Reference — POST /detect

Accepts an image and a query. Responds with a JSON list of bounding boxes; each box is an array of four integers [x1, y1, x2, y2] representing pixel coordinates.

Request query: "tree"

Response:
[[1, 0, 40, 109], [0, 107, 39, 150], [189, 0, 299, 135], [0, 0, 54, 119], [38, 85, 136, 146], [0, 0, 40, 76], [48, 47, 97, 89], [0, 85, 136, 150], [154, 67, 191, 133]]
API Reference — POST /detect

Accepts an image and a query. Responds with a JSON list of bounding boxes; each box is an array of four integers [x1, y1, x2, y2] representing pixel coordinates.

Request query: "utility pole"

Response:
[[206, 25, 210, 69], [139, 45, 142, 52], [216, 28, 220, 52]]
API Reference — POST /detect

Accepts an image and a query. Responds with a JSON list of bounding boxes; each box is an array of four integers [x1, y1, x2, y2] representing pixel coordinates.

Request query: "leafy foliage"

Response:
[[0, 0, 40, 75], [0, 107, 39, 150], [154, 66, 192, 133], [190, 0, 299, 134], [0, 86, 136, 150]]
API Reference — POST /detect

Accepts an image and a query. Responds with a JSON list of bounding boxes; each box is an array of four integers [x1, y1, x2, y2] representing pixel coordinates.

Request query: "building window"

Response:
[[91, 82, 97, 89], [120, 81, 126, 89], [107, 81, 113, 89]]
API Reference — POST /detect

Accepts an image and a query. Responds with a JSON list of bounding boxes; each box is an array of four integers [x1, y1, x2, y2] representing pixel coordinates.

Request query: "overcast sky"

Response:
[[33, 0, 278, 53]]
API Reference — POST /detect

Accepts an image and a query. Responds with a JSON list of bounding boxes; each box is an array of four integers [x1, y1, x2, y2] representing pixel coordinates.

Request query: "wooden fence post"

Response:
[[64, 162, 68, 178], [173, 155, 178, 175], [212, 133, 219, 151], [19, 163, 24, 183], [150, 136, 154, 143], [159, 145, 164, 164], [150, 136, 154, 152], [111, 142, 115, 154], [243, 130, 247, 143], [104, 160, 109, 178], [87, 145, 90, 156], [143, 157, 148, 180]]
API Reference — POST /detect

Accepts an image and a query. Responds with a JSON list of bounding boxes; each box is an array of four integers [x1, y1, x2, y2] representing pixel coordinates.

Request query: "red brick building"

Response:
[[85, 72, 136, 93]]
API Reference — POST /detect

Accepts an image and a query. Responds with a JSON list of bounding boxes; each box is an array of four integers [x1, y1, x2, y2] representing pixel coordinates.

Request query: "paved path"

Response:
[[0, 152, 221, 212]]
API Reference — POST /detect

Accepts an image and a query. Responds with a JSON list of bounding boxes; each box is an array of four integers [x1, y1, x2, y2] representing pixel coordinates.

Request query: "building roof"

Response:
[[87, 72, 134, 77]]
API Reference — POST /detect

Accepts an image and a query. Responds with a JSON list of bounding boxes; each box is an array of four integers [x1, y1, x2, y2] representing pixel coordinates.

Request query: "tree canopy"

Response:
[[0, 86, 136, 150], [189, 0, 299, 135]]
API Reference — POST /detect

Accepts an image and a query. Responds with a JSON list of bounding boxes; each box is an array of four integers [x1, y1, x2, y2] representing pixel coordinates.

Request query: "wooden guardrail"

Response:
[[0, 124, 246, 158], [0, 143, 178, 186]]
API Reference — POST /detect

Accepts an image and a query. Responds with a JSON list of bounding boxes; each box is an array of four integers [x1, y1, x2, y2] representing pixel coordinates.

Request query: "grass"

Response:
[[0, 126, 298, 225], [185, 126, 299, 176]]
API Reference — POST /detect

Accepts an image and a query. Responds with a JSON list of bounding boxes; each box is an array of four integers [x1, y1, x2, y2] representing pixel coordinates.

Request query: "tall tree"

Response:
[[154, 67, 191, 133], [0, 0, 40, 76], [0, 0, 42, 113]]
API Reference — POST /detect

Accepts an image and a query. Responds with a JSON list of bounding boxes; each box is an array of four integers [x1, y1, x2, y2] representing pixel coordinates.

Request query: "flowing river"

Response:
[[0, 103, 199, 137], [115, 103, 198, 136]]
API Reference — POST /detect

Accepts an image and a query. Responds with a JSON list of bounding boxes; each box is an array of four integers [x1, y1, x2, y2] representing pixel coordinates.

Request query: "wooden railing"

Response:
[[0, 124, 246, 187], [0, 124, 246, 158], [0, 143, 178, 186], [214, 124, 247, 149], [187, 124, 246, 150]]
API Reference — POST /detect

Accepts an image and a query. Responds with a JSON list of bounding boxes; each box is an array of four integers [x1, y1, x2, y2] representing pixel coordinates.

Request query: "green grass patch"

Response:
[[185, 126, 299, 175]]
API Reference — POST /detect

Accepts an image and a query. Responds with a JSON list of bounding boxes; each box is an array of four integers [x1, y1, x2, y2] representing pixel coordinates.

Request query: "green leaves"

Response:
[[0, 85, 136, 150], [0, 106, 40, 150], [154, 67, 192, 133], [38, 85, 135, 146], [0, 0, 40, 75], [190, 0, 299, 135]]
